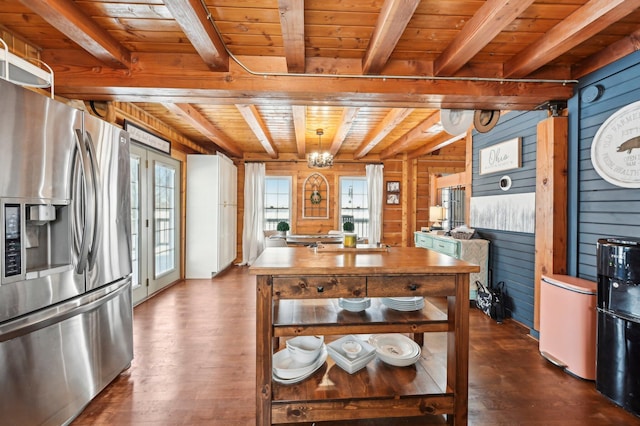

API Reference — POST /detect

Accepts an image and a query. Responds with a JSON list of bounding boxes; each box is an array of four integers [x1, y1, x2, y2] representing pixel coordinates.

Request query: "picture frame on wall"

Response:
[[386, 193, 400, 205], [386, 181, 400, 192]]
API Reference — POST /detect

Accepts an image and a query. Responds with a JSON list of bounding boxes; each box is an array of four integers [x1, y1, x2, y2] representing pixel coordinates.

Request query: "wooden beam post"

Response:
[[534, 115, 568, 330]]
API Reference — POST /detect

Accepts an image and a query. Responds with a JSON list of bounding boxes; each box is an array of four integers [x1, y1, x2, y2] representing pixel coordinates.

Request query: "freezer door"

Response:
[[82, 114, 132, 291], [0, 278, 133, 426]]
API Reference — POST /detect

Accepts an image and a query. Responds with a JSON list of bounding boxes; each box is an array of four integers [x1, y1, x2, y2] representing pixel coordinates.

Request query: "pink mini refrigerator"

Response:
[[539, 274, 597, 380]]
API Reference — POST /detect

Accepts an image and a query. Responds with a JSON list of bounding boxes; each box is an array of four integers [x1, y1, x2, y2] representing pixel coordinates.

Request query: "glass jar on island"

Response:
[[342, 221, 357, 247], [343, 233, 357, 248]]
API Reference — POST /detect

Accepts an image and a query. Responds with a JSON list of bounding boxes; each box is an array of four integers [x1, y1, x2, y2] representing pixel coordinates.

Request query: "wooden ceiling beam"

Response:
[[235, 104, 278, 158], [380, 111, 441, 159], [278, 0, 305, 73], [329, 107, 360, 155], [291, 105, 307, 158], [18, 0, 131, 69], [504, 0, 640, 77], [162, 103, 242, 158], [163, 0, 229, 71], [362, 0, 420, 74], [572, 26, 640, 79], [45, 51, 574, 109], [434, 0, 536, 76], [353, 108, 414, 159], [407, 133, 467, 159]]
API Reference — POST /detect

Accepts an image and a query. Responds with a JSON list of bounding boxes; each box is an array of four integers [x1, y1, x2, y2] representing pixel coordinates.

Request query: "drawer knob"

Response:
[[317, 286, 324, 293], [409, 284, 418, 291]]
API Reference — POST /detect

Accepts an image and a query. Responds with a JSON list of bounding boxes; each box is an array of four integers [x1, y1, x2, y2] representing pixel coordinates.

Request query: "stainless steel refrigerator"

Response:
[[0, 78, 133, 425]]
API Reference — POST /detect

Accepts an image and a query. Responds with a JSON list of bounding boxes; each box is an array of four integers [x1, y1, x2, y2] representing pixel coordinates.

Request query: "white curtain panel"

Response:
[[241, 162, 265, 265], [366, 164, 384, 244]]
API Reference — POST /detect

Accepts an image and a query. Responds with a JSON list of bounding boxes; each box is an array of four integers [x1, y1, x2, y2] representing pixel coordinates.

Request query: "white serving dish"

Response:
[[327, 335, 376, 374], [273, 346, 328, 384], [338, 297, 371, 312], [286, 335, 324, 364], [368, 334, 421, 367]]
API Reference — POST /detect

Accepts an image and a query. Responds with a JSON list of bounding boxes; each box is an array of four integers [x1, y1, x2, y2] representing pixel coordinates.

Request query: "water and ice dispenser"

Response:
[[2, 199, 71, 283], [596, 237, 640, 417]]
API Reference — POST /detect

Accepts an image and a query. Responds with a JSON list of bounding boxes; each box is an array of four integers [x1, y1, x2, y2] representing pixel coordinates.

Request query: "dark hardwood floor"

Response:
[[72, 266, 640, 426]]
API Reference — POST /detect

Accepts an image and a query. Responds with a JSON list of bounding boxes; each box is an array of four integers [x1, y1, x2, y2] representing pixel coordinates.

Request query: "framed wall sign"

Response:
[[386, 181, 400, 192], [479, 137, 521, 175], [124, 120, 171, 154], [591, 100, 640, 188]]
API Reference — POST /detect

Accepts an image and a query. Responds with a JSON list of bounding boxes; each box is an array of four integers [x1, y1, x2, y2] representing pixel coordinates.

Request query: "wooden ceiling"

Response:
[[2, 0, 640, 160]]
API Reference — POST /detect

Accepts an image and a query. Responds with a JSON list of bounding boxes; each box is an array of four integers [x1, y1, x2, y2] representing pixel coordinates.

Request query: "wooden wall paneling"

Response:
[[534, 116, 568, 330], [382, 159, 403, 246], [401, 154, 411, 246]]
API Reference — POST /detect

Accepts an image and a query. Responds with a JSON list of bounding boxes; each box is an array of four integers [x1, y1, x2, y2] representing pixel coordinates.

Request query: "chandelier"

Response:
[[307, 128, 334, 168]]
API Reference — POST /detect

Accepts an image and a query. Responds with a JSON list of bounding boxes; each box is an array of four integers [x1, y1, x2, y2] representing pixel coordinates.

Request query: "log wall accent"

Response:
[[534, 116, 568, 329]]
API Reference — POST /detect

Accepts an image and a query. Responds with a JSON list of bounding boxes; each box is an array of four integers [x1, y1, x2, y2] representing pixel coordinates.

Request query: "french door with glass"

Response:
[[130, 144, 181, 305]]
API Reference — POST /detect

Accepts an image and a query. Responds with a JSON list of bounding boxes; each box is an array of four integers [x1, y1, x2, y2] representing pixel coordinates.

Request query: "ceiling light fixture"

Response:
[[307, 128, 333, 168]]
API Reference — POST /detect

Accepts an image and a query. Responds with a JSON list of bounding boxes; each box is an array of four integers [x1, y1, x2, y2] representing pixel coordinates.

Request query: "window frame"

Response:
[[264, 176, 292, 230], [338, 176, 369, 238]]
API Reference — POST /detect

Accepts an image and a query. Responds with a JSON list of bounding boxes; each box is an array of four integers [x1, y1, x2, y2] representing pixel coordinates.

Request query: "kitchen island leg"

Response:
[[447, 273, 470, 425], [256, 275, 272, 426]]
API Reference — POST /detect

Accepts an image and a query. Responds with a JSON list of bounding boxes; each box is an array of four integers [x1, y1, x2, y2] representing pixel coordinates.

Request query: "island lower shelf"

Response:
[[271, 348, 452, 423]]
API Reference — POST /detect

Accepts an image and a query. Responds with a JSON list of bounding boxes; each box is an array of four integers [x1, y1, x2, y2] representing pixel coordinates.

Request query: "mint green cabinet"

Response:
[[414, 232, 489, 300]]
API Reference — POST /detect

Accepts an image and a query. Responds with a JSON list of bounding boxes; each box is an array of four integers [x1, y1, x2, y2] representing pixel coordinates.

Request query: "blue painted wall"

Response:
[[470, 50, 640, 331], [472, 110, 547, 329], [568, 50, 640, 282]]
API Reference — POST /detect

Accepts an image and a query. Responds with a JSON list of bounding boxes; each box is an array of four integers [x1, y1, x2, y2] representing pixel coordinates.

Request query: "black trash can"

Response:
[[596, 237, 640, 417]]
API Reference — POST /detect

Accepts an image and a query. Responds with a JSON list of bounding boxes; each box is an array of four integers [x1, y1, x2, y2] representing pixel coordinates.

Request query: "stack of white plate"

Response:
[[381, 296, 425, 311], [327, 335, 376, 374], [368, 334, 421, 367], [338, 297, 371, 312], [272, 345, 328, 384]]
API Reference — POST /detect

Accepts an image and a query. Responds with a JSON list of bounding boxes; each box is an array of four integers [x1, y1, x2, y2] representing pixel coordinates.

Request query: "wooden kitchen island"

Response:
[[249, 246, 479, 425]]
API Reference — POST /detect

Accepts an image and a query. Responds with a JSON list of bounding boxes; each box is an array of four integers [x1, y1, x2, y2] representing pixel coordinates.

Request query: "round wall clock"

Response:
[[591, 101, 640, 188]]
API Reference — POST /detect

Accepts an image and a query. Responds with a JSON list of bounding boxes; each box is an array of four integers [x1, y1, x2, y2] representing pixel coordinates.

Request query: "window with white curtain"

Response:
[[339, 177, 369, 238], [264, 176, 291, 230], [441, 186, 466, 230]]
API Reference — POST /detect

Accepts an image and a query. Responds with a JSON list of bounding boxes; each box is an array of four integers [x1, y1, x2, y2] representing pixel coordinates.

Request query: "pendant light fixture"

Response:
[[307, 128, 333, 168]]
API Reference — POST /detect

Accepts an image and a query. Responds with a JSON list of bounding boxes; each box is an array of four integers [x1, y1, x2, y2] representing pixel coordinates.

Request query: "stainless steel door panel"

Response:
[[83, 114, 132, 291], [0, 78, 81, 200], [0, 278, 133, 426], [0, 266, 82, 323]]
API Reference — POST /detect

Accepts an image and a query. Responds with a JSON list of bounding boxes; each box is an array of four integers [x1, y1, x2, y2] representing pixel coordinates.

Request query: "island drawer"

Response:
[[272, 276, 366, 299], [367, 275, 457, 297]]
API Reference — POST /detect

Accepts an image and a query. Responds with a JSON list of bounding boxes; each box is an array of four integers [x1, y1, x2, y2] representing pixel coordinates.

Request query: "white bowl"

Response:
[[368, 334, 421, 367], [286, 335, 324, 364], [273, 346, 328, 383], [341, 340, 362, 359]]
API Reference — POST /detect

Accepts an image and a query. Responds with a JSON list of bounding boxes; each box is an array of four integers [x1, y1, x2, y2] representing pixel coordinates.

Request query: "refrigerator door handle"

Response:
[[73, 128, 94, 273], [83, 130, 100, 270], [0, 278, 130, 343]]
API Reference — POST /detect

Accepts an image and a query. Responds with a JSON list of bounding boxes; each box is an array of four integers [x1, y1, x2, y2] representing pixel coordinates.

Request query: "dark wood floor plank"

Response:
[[72, 266, 640, 426]]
